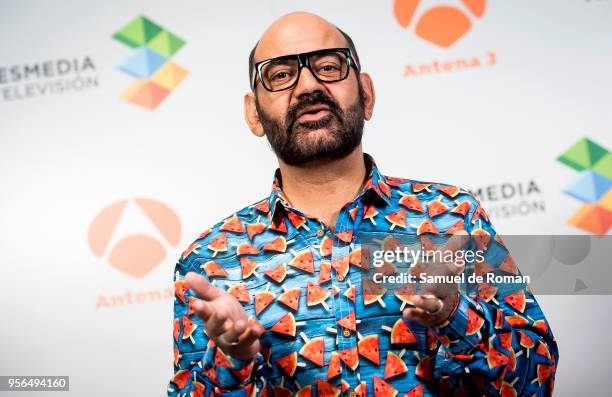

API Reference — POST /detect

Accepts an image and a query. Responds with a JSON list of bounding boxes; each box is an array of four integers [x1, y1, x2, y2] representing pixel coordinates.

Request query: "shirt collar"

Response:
[[267, 152, 392, 222]]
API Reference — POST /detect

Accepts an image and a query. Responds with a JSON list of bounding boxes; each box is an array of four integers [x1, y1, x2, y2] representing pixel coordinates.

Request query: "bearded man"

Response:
[[167, 12, 558, 397]]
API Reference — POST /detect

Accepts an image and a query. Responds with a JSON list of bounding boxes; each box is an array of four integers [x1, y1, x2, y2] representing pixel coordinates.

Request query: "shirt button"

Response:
[[337, 274, 345, 281], [316, 229, 325, 237], [349, 391, 357, 397], [343, 329, 351, 337]]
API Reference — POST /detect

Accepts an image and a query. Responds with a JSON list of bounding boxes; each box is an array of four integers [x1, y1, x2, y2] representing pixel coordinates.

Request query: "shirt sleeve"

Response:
[[430, 193, 559, 396], [166, 249, 265, 397]]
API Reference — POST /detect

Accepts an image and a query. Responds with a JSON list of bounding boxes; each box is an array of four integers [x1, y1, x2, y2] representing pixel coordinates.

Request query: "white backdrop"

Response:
[[1, 0, 611, 396]]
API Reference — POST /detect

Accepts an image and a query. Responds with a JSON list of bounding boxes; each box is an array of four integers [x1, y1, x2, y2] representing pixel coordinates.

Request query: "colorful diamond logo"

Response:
[[113, 15, 188, 110], [557, 137, 608, 171], [118, 47, 167, 78], [564, 170, 612, 204], [567, 205, 612, 236], [557, 137, 612, 234], [593, 152, 612, 180]]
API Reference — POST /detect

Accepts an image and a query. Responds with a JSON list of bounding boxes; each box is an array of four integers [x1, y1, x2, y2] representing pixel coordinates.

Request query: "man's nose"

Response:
[[292, 66, 326, 98]]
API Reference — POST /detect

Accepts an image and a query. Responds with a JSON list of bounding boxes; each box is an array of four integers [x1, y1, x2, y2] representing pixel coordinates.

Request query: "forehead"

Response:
[[254, 23, 347, 63]]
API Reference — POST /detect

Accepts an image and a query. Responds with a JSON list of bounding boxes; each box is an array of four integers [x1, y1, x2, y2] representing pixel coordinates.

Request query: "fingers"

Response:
[[402, 295, 443, 324], [220, 318, 248, 344], [238, 317, 265, 347], [224, 317, 266, 348], [410, 294, 442, 314], [403, 306, 432, 324], [189, 298, 214, 322], [431, 230, 469, 275], [185, 271, 225, 301], [216, 317, 265, 357], [190, 296, 246, 337], [206, 306, 232, 337]]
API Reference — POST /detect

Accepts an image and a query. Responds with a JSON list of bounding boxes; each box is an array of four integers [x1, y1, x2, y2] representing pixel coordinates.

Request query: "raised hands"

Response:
[[402, 231, 470, 327], [185, 272, 265, 360]]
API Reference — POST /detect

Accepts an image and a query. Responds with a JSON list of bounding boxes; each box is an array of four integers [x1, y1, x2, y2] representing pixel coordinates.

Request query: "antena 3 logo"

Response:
[[393, 1, 495, 79], [112, 15, 188, 110], [393, 0, 486, 48], [88, 198, 182, 278], [557, 138, 612, 235]]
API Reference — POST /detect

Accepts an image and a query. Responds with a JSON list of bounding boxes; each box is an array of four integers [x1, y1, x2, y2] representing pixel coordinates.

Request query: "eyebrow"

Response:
[[266, 58, 295, 66]]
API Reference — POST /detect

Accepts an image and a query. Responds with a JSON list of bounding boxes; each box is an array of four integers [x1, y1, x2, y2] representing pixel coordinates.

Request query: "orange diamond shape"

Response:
[[151, 62, 189, 90], [121, 80, 170, 110], [568, 204, 612, 235], [598, 188, 612, 213]]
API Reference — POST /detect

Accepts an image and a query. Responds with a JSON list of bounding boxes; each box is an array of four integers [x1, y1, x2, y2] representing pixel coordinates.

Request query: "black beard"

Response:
[[256, 88, 365, 166]]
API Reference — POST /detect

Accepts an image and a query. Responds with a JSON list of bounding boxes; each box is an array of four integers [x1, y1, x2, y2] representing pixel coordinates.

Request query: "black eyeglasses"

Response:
[[251, 47, 361, 92]]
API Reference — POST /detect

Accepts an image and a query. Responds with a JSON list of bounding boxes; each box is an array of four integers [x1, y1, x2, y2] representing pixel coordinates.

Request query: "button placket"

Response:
[[329, 206, 360, 392]]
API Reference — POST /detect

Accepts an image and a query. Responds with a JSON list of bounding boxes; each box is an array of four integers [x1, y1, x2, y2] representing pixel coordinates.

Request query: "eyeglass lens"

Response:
[[261, 50, 349, 91]]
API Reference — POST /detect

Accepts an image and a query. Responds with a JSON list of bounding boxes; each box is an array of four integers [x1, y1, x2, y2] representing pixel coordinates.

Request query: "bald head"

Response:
[[242, 11, 376, 166], [248, 12, 360, 89]]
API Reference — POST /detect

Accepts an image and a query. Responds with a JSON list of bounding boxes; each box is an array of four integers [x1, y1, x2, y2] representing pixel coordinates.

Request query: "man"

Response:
[[167, 12, 558, 397]]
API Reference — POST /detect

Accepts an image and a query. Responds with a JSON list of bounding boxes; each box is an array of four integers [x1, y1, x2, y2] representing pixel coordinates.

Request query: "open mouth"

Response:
[[296, 105, 331, 122]]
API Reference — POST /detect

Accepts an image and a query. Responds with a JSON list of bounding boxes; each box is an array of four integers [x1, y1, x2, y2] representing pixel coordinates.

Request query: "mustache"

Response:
[[285, 91, 342, 130]]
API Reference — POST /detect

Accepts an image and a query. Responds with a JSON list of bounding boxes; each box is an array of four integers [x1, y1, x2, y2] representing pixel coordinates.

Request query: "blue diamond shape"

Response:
[[564, 169, 612, 203], [117, 47, 167, 78]]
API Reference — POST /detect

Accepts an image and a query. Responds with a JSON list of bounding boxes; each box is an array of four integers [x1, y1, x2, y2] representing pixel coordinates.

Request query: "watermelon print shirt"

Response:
[[168, 153, 558, 397]]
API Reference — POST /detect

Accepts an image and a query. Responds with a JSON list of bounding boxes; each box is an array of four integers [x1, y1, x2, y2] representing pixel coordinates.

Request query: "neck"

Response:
[[277, 145, 367, 231]]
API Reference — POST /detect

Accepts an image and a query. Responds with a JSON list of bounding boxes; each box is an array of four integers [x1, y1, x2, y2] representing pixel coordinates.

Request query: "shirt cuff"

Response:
[[432, 294, 484, 355], [203, 344, 259, 388]]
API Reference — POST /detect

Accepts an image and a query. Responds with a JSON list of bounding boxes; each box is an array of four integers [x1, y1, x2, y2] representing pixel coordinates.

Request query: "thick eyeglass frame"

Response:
[[250, 47, 361, 92]]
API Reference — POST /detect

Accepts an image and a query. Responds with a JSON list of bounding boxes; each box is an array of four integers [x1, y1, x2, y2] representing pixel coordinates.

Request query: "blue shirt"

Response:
[[167, 153, 558, 397]]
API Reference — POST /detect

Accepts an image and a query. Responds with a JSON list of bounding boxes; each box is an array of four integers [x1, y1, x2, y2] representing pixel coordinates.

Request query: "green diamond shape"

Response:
[[147, 30, 186, 58], [593, 152, 612, 180], [557, 137, 608, 171], [113, 15, 163, 48]]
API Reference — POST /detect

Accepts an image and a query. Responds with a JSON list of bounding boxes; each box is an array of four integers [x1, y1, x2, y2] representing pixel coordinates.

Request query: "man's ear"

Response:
[[244, 92, 265, 137], [359, 72, 376, 121]]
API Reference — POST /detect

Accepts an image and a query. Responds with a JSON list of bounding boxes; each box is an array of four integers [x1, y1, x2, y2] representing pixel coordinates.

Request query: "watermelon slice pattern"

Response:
[[168, 154, 557, 397]]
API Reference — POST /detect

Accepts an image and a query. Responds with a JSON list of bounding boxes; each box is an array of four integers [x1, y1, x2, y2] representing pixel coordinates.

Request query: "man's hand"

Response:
[[185, 272, 265, 360], [402, 231, 469, 327]]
